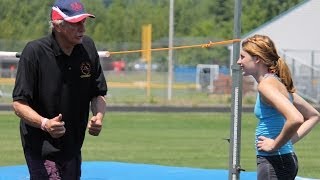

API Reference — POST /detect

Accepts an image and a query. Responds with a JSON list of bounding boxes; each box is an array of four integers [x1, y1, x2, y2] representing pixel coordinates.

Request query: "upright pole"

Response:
[[146, 24, 152, 97], [311, 50, 314, 86], [167, 0, 174, 101], [142, 24, 152, 97], [228, 0, 243, 180]]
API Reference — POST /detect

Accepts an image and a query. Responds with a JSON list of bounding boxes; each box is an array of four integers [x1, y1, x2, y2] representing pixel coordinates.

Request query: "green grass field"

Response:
[[0, 111, 319, 178]]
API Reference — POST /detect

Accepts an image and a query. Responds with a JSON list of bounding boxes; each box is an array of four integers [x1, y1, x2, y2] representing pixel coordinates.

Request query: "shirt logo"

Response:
[[80, 62, 91, 78]]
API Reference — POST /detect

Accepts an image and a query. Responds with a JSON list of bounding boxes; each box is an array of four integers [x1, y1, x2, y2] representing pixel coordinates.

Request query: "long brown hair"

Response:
[[242, 34, 295, 93]]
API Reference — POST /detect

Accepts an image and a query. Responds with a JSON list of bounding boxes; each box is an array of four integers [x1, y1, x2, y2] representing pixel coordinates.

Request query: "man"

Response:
[[12, 0, 107, 179]]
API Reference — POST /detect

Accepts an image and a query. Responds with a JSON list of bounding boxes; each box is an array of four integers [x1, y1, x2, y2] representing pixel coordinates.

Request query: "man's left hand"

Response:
[[87, 116, 102, 136]]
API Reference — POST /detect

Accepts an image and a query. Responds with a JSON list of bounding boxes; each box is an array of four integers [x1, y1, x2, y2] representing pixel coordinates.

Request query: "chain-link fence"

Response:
[[280, 49, 320, 104], [0, 49, 258, 105], [2, 48, 319, 105]]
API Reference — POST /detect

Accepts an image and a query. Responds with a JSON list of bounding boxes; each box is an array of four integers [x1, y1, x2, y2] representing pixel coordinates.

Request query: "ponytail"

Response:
[[276, 58, 295, 93]]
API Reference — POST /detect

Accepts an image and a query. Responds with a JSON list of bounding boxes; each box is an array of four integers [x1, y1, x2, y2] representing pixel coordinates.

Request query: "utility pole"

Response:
[[168, 0, 174, 101]]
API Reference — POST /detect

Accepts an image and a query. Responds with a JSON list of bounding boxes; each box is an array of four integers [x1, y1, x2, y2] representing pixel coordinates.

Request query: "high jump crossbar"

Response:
[[0, 39, 241, 59]]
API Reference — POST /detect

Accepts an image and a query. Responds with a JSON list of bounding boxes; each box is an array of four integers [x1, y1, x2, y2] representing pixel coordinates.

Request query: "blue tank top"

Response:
[[254, 92, 294, 156]]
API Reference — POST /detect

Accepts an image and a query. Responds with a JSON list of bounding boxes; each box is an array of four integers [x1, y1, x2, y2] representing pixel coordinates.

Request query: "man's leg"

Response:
[[24, 149, 60, 180], [58, 152, 82, 180]]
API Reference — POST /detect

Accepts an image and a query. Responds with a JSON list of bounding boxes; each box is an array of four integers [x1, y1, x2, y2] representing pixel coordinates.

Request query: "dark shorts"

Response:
[[257, 152, 298, 180], [24, 149, 82, 180]]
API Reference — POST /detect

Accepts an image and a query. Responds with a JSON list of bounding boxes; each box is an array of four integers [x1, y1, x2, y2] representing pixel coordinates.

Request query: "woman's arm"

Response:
[[291, 93, 320, 144]]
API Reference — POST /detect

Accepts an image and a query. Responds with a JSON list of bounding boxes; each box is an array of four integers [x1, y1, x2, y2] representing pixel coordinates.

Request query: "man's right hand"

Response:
[[44, 114, 66, 138]]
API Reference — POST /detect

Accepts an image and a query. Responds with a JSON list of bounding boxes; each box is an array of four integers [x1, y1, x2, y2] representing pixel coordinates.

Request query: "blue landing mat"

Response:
[[0, 161, 316, 180]]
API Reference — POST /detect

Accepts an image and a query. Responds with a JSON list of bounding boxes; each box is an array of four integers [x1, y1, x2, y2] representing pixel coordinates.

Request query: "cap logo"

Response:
[[70, 2, 83, 12]]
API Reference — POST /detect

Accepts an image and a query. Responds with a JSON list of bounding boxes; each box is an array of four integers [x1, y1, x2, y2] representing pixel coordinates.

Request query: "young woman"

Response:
[[237, 34, 319, 180]]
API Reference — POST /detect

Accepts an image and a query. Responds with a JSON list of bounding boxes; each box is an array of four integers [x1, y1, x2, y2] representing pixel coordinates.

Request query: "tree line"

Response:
[[0, 0, 303, 65]]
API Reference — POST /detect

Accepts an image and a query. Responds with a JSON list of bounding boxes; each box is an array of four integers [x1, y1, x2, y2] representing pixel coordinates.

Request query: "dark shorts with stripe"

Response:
[[24, 149, 82, 180], [257, 152, 298, 180]]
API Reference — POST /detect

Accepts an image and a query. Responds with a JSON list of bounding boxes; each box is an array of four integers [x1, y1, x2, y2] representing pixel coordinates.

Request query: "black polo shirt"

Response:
[[12, 32, 107, 160]]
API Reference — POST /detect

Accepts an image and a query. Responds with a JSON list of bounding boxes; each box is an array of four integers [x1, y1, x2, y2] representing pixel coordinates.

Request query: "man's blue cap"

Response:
[[51, 0, 95, 23]]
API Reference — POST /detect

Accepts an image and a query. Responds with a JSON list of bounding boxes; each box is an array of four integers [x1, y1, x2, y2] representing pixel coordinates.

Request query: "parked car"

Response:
[[131, 62, 159, 71]]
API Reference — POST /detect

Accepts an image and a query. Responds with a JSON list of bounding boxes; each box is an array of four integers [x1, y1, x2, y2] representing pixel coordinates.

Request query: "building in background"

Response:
[[229, 0, 320, 103]]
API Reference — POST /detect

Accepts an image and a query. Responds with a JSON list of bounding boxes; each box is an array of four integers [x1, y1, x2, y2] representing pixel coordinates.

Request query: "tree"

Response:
[[0, 0, 304, 65]]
